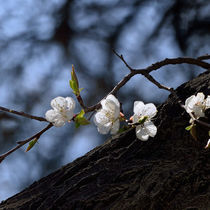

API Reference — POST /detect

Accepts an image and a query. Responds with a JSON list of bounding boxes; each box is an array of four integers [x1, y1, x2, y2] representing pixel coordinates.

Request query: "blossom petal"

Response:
[[97, 122, 112, 134], [45, 109, 66, 127], [64, 110, 74, 121], [136, 126, 149, 141], [144, 121, 157, 137], [101, 99, 116, 112], [106, 94, 120, 108], [134, 101, 157, 119], [100, 95, 120, 120], [195, 92, 205, 103], [65, 97, 76, 110], [53, 118, 66, 127], [100, 99, 106, 110], [101, 99, 120, 119], [205, 96, 210, 109], [113, 108, 120, 120], [185, 93, 206, 118], [133, 114, 139, 123], [51, 96, 67, 111], [185, 93, 204, 113], [110, 120, 120, 134], [45, 109, 59, 122], [185, 95, 196, 113], [193, 106, 205, 118], [143, 103, 157, 118], [94, 110, 110, 126], [101, 99, 115, 112], [133, 101, 145, 115]]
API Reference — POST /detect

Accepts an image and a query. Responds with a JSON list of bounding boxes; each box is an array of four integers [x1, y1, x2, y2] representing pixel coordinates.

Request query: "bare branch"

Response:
[[141, 73, 174, 93], [0, 123, 53, 163], [134, 57, 210, 73], [112, 49, 134, 72], [84, 71, 136, 113], [112, 51, 210, 130], [0, 106, 47, 122], [110, 72, 136, 95], [86, 54, 210, 113]]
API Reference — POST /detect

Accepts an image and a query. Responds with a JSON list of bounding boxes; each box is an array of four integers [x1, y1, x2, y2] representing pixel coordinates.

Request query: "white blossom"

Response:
[[185, 92, 205, 118], [185, 92, 210, 119], [45, 96, 75, 127], [133, 101, 157, 141], [94, 94, 120, 134]]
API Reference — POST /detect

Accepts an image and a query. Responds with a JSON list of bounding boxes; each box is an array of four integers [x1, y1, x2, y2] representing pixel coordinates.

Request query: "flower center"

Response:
[[105, 111, 114, 120], [138, 115, 149, 124], [195, 101, 202, 106], [194, 102, 205, 111], [104, 110, 119, 124]]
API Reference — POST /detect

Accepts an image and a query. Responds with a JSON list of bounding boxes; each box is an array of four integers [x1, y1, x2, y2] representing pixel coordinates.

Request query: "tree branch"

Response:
[[85, 53, 210, 113], [112, 51, 210, 130], [0, 106, 47, 122], [197, 54, 210, 61], [0, 123, 53, 163], [1, 52, 210, 162], [135, 57, 210, 73]]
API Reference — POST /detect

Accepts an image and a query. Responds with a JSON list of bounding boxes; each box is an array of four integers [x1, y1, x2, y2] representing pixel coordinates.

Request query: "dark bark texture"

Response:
[[1, 72, 210, 210]]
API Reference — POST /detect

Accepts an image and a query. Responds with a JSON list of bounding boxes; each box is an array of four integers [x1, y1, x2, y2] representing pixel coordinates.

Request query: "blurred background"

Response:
[[0, 0, 209, 201]]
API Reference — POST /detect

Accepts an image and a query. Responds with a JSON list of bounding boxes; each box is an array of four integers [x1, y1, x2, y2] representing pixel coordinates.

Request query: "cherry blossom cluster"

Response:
[[2, 55, 210, 163], [45, 94, 158, 141]]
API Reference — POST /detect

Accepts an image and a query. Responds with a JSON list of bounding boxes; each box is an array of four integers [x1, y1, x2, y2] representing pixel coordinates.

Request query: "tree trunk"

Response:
[[1, 72, 210, 210]]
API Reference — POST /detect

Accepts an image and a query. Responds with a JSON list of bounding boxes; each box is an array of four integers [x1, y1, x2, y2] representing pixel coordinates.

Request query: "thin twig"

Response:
[[0, 123, 53, 163], [112, 49, 134, 72], [142, 73, 174, 93], [0, 106, 47, 122]]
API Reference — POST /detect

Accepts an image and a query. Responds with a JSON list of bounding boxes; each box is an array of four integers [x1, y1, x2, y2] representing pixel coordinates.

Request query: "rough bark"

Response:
[[1, 72, 210, 210]]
